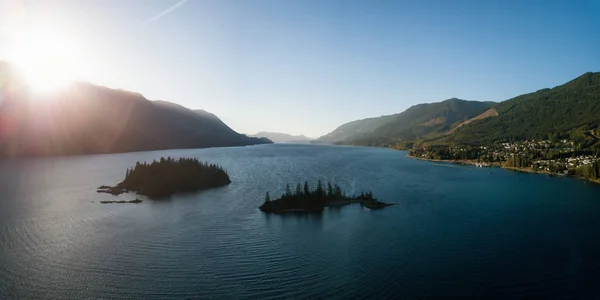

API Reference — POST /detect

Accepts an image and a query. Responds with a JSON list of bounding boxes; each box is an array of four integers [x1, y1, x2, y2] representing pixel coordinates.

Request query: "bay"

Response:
[[1, 144, 600, 299]]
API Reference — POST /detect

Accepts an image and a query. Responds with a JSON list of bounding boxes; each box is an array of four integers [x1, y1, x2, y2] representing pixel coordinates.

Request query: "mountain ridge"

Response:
[[315, 98, 494, 146], [251, 132, 312, 143], [424, 71, 600, 146], [0, 61, 271, 157], [316, 72, 600, 149]]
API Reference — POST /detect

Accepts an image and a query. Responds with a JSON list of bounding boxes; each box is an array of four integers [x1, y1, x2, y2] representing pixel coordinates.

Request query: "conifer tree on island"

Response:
[[98, 157, 231, 198], [259, 181, 393, 214]]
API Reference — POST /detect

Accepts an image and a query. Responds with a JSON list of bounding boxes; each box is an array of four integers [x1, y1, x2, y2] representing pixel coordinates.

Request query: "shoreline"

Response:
[[406, 155, 501, 168], [407, 155, 600, 185], [261, 198, 394, 214]]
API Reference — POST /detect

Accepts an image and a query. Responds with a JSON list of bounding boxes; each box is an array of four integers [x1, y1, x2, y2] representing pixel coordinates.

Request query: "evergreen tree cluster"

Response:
[[260, 180, 377, 213], [576, 161, 600, 181], [119, 157, 230, 198], [266, 180, 346, 203]]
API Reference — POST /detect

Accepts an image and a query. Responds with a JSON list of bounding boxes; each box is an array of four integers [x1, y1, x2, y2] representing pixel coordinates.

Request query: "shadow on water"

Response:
[[115, 185, 232, 205], [328, 205, 343, 216], [261, 210, 324, 229]]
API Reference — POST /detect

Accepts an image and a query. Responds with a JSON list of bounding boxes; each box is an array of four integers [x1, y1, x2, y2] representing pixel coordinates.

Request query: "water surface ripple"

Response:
[[1, 144, 600, 299]]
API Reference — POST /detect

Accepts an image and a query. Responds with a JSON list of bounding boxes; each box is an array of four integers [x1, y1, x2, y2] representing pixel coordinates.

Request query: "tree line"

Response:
[[264, 180, 375, 204], [119, 157, 230, 198], [576, 161, 600, 181], [260, 180, 375, 213]]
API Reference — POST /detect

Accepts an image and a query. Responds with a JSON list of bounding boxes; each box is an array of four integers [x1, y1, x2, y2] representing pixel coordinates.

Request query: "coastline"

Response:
[[407, 154, 600, 185], [406, 154, 501, 168]]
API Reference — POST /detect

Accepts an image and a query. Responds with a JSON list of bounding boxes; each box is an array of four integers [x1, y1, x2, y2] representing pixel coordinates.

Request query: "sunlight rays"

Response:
[[7, 28, 85, 94], [2, 11, 87, 96]]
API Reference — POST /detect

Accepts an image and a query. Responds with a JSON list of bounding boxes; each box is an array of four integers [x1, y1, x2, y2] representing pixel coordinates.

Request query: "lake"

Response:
[[1, 144, 600, 299]]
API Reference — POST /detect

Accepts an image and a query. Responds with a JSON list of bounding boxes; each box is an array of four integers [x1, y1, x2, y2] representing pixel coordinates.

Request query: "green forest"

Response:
[[316, 72, 600, 152], [576, 161, 600, 181], [427, 72, 600, 147]]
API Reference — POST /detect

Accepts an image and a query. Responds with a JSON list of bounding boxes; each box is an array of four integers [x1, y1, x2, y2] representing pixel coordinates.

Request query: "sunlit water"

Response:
[[1, 144, 600, 299]]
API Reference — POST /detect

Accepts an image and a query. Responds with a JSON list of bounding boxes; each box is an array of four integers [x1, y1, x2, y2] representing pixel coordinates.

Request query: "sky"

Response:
[[0, 0, 599, 137]]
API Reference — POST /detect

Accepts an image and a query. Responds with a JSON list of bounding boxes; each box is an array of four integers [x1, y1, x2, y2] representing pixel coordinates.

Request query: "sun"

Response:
[[6, 27, 85, 95]]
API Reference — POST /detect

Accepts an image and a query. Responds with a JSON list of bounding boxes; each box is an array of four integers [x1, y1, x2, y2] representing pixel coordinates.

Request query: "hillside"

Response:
[[316, 99, 493, 146], [314, 114, 398, 144], [427, 72, 600, 146], [447, 108, 498, 134], [251, 132, 312, 143], [0, 63, 271, 157]]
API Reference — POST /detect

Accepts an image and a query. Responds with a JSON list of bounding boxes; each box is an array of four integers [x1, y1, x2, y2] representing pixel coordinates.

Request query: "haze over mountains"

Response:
[[316, 72, 600, 149], [251, 132, 312, 143], [315, 98, 493, 146], [0, 61, 271, 157], [2, 57, 598, 157]]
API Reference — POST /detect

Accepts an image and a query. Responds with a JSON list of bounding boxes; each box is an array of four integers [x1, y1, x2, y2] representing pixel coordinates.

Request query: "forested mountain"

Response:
[[425, 72, 600, 146], [315, 99, 493, 146], [317, 72, 600, 149], [314, 114, 398, 144], [251, 132, 312, 143], [0, 62, 271, 157]]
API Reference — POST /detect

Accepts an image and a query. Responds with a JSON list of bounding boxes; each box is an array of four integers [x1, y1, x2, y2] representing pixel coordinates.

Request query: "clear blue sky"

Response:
[[1, 0, 599, 137]]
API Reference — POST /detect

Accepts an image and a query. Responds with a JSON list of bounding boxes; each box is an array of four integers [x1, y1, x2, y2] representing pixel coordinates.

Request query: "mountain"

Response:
[[193, 109, 225, 123], [0, 62, 271, 157], [426, 72, 600, 146], [251, 132, 312, 143], [314, 114, 398, 144], [315, 99, 493, 146]]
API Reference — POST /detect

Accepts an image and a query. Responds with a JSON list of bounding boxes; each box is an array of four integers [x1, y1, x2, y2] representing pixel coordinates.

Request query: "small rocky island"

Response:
[[98, 157, 231, 198], [259, 180, 393, 214]]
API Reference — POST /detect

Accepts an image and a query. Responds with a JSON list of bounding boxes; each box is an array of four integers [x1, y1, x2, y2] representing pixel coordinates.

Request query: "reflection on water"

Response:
[[1, 144, 600, 299]]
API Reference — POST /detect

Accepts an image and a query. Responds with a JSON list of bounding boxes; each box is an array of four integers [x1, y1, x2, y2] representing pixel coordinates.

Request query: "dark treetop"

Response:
[[259, 180, 392, 214], [98, 157, 231, 198]]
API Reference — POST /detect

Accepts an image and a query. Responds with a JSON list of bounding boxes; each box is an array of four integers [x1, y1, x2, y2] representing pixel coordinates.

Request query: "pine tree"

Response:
[[334, 184, 342, 197], [303, 181, 310, 197], [316, 180, 323, 198]]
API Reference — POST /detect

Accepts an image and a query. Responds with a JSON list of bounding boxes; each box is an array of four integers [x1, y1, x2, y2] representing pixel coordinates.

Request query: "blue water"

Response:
[[1, 144, 600, 299]]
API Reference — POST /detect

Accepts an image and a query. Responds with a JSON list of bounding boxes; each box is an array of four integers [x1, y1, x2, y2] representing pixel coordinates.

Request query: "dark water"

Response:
[[1, 144, 600, 299]]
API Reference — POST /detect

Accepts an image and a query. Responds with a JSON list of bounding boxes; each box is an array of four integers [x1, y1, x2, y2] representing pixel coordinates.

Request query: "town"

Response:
[[408, 139, 600, 180]]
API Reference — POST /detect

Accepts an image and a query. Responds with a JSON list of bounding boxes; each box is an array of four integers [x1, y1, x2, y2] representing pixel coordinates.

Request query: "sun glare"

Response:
[[6, 27, 85, 95]]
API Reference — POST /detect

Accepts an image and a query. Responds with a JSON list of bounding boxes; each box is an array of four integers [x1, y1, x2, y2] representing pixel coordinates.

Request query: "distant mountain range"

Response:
[[316, 72, 600, 149], [3, 58, 597, 157], [315, 98, 493, 146], [0, 61, 271, 157], [251, 132, 312, 143]]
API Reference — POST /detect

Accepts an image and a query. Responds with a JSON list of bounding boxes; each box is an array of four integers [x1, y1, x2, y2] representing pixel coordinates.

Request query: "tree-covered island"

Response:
[[97, 157, 231, 198], [259, 180, 393, 214]]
